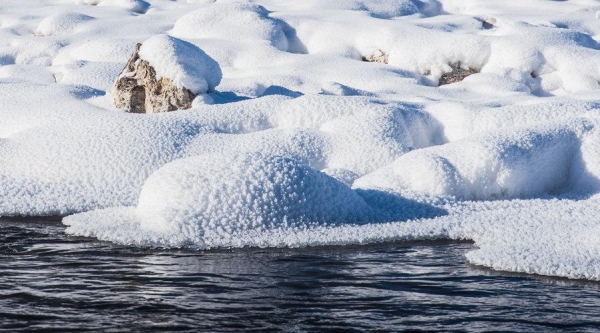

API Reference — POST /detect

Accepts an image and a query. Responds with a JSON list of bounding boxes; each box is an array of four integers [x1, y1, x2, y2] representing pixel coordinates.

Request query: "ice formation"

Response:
[[3, 0, 600, 280]]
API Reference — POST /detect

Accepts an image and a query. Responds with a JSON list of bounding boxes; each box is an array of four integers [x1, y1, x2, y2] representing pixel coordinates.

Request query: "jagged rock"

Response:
[[438, 62, 478, 85], [362, 49, 388, 64], [113, 43, 196, 113]]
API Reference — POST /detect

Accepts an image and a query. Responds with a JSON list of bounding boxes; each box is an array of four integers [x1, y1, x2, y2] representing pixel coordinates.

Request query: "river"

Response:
[[1, 217, 599, 332]]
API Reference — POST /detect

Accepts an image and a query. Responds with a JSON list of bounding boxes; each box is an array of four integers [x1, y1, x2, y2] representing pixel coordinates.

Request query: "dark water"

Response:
[[1, 218, 600, 332]]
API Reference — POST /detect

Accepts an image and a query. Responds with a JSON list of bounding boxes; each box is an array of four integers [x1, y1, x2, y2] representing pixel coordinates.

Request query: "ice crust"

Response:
[[3, 0, 600, 280]]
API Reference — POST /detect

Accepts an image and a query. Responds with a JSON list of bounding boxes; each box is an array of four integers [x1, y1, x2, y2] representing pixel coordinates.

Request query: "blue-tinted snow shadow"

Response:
[[209, 91, 252, 104], [320, 82, 374, 97], [131, 0, 150, 14], [69, 85, 106, 99], [261, 85, 303, 98], [208, 86, 303, 104], [367, 0, 444, 19], [278, 20, 308, 54], [355, 189, 448, 223], [0, 55, 15, 66]]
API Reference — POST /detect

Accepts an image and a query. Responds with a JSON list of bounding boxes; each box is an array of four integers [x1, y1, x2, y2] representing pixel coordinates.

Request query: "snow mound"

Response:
[[320, 103, 440, 175], [58, 38, 136, 63], [138, 34, 222, 94], [481, 23, 600, 94], [297, 0, 423, 18], [0, 82, 212, 216], [35, 12, 94, 36], [355, 120, 591, 200], [136, 153, 374, 230], [425, 100, 600, 142], [74, 0, 150, 14], [171, 3, 288, 51], [0, 89, 432, 217], [64, 153, 376, 246]]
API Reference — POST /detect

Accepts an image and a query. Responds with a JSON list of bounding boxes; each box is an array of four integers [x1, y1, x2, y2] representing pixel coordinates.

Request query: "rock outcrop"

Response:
[[113, 43, 196, 113]]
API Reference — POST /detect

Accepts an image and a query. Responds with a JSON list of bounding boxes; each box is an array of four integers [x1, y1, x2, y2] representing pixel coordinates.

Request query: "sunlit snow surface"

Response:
[[2, 0, 600, 280]]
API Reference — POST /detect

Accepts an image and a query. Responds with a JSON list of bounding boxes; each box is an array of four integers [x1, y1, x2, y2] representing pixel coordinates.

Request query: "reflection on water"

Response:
[[1, 217, 599, 332]]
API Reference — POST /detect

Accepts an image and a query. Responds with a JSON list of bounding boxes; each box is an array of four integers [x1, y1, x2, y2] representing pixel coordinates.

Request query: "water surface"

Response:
[[1, 218, 599, 332]]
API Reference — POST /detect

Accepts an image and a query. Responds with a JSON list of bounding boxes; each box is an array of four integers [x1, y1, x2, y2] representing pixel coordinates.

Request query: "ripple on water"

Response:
[[0, 217, 599, 332]]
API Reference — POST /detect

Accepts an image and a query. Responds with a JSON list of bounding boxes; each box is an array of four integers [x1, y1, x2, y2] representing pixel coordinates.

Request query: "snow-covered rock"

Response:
[[113, 35, 221, 113]]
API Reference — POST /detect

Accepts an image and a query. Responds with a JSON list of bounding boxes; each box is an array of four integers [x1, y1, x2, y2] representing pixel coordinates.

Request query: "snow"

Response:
[[138, 34, 222, 94], [170, 3, 289, 51], [132, 153, 374, 231], [75, 0, 150, 14], [354, 120, 590, 200], [2, 0, 600, 280], [35, 12, 95, 37], [66, 153, 379, 246]]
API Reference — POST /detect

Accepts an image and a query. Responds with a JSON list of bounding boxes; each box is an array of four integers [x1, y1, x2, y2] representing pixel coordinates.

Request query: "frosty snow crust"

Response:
[[3, 0, 600, 280]]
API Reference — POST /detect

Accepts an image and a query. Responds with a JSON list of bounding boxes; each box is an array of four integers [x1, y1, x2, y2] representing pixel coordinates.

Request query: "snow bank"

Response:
[[0, 82, 208, 216], [138, 34, 222, 94], [425, 100, 600, 142], [0, 88, 432, 216]]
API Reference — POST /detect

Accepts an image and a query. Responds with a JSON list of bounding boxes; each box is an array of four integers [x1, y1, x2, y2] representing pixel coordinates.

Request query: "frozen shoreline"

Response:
[[2, 0, 600, 280]]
